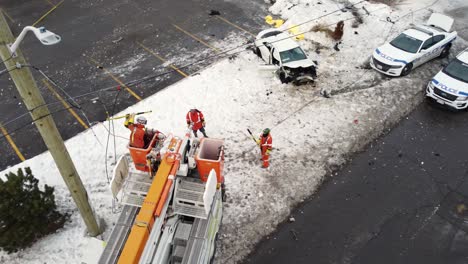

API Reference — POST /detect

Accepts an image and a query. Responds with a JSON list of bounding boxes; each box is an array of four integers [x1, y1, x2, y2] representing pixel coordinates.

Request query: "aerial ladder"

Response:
[[98, 127, 226, 264]]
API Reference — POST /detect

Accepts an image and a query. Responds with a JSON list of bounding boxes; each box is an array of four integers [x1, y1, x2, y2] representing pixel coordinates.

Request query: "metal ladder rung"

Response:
[[174, 203, 207, 219], [124, 181, 151, 195], [127, 171, 152, 184], [176, 189, 204, 203], [122, 193, 146, 207], [179, 180, 205, 192]]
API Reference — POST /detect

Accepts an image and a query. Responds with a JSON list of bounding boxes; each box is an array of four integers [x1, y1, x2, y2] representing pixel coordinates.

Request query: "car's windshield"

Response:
[[280, 47, 307, 63], [390, 33, 423, 53], [442, 58, 468, 83]]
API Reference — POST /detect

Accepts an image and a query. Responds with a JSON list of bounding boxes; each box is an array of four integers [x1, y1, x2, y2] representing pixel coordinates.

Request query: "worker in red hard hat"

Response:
[[186, 108, 208, 138], [124, 114, 156, 148], [256, 128, 272, 168]]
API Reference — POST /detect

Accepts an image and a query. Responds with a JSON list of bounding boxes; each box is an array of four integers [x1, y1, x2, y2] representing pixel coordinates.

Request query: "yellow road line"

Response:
[[86, 56, 142, 101], [1, 9, 15, 23], [172, 24, 221, 53], [216, 16, 256, 37], [42, 79, 89, 129], [136, 41, 189, 78], [32, 0, 64, 27], [0, 122, 25, 162]]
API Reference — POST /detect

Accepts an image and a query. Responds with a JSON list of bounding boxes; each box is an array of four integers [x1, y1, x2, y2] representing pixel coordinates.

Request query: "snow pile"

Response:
[[0, 0, 466, 263]]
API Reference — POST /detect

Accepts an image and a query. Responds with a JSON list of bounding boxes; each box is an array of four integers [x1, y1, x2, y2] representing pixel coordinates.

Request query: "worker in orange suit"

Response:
[[124, 114, 155, 148], [257, 128, 272, 168], [186, 108, 208, 138]]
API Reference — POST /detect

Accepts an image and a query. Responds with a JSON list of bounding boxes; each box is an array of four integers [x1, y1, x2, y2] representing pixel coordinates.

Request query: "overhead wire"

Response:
[[0, 1, 392, 143], [0, 0, 370, 126], [0, 3, 390, 142], [30, 65, 103, 146]]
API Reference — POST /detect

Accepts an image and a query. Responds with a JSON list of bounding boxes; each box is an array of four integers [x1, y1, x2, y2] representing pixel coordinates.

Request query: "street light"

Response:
[[8, 26, 61, 56]]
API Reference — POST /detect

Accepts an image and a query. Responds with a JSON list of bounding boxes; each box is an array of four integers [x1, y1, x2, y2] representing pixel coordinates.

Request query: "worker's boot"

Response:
[[262, 156, 269, 168]]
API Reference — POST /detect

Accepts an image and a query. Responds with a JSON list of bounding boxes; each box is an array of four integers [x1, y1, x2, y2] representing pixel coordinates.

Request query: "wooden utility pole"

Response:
[[0, 13, 101, 236]]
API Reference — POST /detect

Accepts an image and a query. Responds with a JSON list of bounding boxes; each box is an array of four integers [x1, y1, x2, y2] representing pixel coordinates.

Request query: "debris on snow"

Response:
[[209, 10, 221, 16]]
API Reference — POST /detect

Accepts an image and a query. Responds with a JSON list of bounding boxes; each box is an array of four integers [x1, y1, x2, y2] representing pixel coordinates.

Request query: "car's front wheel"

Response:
[[253, 47, 261, 58], [279, 71, 291, 84], [400, 63, 413, 76], [439, 44, 451, 58]]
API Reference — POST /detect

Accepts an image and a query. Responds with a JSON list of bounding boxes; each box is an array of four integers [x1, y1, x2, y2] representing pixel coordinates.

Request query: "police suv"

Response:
[[426, 48, 468, 110], [370, 13, 457, 77]]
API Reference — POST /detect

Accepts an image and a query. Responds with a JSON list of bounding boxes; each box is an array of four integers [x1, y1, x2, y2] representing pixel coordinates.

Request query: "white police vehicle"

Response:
[[426, 48, 468, 110], [254, 28, 317, 84], [370, 13, 457, 77]]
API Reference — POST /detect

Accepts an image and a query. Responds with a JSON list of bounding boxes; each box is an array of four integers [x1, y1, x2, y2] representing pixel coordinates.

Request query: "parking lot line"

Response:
[[32, 0, 64, 27], [1, 9, 15, 23], [215, 16, 256, 37], [42, 79, 89, 129], [0, 122, 26, 162], [86, 56, 143, 101], [136, 41, 189, 78], [172, 24, 221, 53]]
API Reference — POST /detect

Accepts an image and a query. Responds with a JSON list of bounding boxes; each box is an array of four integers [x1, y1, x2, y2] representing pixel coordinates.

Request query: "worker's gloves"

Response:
[[124, 113, 135, 126], [202, 121, 206, 127], [256, 139, 260, 145], [265, 149, 271, 155]]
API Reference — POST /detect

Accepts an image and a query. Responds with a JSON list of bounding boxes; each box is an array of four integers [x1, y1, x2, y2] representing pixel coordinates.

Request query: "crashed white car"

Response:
[[426, 48, 468, 110], [254, 28, 317, 84], [370, 13, 457, 77]]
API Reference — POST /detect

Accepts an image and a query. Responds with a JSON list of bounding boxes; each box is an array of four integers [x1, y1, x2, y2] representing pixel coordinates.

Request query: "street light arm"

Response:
[[8, 26, 61, 55], [8, 26, 36, 55]]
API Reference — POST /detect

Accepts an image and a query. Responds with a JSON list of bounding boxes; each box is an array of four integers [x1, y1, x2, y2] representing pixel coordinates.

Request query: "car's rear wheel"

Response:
[[439, 44, 451, 58], [400, 63, 413, 76]]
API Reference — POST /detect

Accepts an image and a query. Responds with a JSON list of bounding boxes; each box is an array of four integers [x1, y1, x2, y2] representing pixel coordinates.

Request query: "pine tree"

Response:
[[0, 168, 67, 253]]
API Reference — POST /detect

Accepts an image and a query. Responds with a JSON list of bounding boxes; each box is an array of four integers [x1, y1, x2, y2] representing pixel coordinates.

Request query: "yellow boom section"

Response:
[[118, 138, 181, 264]]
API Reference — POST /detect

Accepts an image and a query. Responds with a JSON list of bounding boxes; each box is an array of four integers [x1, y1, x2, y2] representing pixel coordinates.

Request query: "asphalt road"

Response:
[[0, 0, 267, 170], [245, 99, 468, 264], [244, 4, 468, 264]]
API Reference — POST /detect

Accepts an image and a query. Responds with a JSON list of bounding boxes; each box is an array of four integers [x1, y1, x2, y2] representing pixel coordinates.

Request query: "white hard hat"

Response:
[[136, 116, 147, 125]]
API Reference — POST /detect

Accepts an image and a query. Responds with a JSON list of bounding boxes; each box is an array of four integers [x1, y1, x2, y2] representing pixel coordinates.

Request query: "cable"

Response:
[[0, 0, 370, 122], [0, 3, 391, 139], [0, 54, 13, 66], [31, 65, 103, 146], [0, 65, 18, 77], [104, 88, 122, 183], [0, 99, 97, 141]]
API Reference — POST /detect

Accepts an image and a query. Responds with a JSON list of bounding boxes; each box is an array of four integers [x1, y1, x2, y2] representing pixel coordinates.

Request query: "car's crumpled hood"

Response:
[[283, 59, 315, 68]]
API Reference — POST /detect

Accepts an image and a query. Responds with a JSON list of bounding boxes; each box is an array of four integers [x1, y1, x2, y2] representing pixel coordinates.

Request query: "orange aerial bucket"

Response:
[[128, 133, 160, 172], [195, 138, 224, 183]]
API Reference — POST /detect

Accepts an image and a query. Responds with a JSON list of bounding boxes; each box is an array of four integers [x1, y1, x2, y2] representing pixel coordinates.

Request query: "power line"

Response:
[[0, 0, 370, 127], [0, 3, 392, 141], [0, 99, 97, 141]]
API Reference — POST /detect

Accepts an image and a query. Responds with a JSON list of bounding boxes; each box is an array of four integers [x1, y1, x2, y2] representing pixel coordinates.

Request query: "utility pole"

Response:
[[0, 13, 101, 236]]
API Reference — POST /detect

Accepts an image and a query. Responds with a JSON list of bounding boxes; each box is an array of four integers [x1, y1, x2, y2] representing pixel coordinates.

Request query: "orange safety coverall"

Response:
[[259, 133, 272, 168], [186, 110, 205, 130], [127, 123, 146, 148]]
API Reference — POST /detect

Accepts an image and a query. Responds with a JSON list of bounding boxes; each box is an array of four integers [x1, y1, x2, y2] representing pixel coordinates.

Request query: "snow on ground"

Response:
[[1, 0, 467, 263]]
